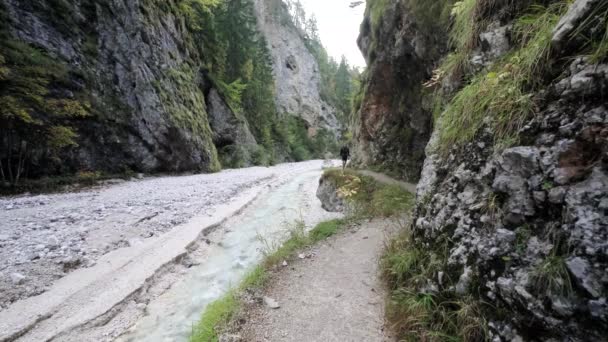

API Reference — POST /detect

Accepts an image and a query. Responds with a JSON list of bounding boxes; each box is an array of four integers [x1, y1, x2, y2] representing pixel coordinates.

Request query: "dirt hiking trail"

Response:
[[239, 218, 399, 342]]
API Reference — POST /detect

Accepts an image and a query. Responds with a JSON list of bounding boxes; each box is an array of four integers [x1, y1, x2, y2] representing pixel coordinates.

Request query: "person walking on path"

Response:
[[340, 145, 350, 170]]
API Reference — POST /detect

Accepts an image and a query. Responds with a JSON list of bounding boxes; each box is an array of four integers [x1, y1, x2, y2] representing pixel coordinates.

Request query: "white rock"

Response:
[[10, 272, 26, 285], [263, 296, 280, 309], [282, 260, 288, 267]]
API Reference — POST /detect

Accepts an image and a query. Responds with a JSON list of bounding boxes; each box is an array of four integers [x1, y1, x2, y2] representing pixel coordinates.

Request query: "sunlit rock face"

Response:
[[252, 0, 341, 134]]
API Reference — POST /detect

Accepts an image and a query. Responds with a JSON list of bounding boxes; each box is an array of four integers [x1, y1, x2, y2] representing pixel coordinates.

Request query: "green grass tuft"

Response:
[[532, 254, 573, 297], [371, 185, 415, 217], [382, 228, 488, 340], [450, 0, 480, 52], [309, 219, 346, 242], [189, 291, 238, 342]]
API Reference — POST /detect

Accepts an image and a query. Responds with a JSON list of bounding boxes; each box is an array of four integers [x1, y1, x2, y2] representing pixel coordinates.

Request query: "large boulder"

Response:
[[316, 175, 345, 212]]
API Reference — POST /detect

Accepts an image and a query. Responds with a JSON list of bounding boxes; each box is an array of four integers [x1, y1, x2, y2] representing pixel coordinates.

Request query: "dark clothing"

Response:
[[340, 146, 350, 161]]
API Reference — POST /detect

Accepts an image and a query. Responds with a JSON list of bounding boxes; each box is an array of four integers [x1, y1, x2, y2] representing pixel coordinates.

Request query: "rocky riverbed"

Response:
[[0, 162, 318, 310]]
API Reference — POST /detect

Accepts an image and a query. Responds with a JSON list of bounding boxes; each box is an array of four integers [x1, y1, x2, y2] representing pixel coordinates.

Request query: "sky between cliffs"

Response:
[[300, 0, 367, 68]]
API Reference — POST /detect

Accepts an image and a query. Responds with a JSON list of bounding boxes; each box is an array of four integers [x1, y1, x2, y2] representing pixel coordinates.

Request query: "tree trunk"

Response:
[[7, 131, 14, 184], [15, 140, 24, 185], [0, 158, 5, 183]]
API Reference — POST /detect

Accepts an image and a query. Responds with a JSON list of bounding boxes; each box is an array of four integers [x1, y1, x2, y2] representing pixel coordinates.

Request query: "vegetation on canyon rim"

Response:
[[434, 0, 608, 154]]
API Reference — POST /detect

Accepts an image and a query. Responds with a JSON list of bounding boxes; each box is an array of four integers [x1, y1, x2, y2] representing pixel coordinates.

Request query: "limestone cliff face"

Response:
[[356, 0, 608, 340], [2, 0, 226, 173], [252, 0, 340, 134], [1, 0, 335, 177], [351, 0, 446, 182]]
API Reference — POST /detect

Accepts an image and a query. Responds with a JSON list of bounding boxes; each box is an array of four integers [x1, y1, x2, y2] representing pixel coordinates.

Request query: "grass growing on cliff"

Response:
[[576, 1, 608, 63], [532, 245, 573, 297], [436, 2, 567, 153], [382, 229, 489, 341], [368, 0, 390, 31]]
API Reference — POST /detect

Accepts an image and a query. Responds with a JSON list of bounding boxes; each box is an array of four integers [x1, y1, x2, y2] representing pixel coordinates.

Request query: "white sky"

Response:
[[299, 0, 367, 68]]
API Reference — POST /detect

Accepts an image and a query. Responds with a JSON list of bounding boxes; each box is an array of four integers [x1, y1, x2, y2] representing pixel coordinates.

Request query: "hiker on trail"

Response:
[[340, 145, 350, 170]]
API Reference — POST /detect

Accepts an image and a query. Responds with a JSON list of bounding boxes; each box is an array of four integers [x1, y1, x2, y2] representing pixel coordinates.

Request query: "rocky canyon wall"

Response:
[[351, 0, 447, 181], [356, 0, 607, 340], [252, 0, 341, 134], [0, 0, 336, 178]]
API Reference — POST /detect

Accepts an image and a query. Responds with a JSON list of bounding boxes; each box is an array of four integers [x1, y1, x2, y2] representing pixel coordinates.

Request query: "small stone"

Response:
[[455, 266, 473, 295], [10, 272, 26, 285], [536, 133, 555, 145], [588, 298, 607, 320], [0, 234, 9, 241], [566, 257, 601, 298], [548, 187, 567, 204], [263, 296, 280, 309], [282, 260, 288, 267], [598, 198, 608, 210], [298, 253, 306, 259], [533, 191, 547, 204], [136, 303, 147, 311]]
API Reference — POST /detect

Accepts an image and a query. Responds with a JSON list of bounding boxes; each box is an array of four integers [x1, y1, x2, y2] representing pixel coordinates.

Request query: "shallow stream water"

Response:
[[120, 169, 341, 341]]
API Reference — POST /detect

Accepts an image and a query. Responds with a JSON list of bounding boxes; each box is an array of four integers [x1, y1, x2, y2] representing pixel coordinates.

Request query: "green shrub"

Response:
[[251, 145, 270, 166], [291, 145, 310, 162], [218, 145, 249, 169]]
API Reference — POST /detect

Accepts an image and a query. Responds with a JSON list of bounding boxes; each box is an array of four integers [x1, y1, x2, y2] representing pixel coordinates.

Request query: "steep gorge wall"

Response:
[[356, 0, 607, 340], [0, 0, 335, 179], [351, 0, 447, 181], [252, 0, 341, 134], [1, 0, 225, 174]]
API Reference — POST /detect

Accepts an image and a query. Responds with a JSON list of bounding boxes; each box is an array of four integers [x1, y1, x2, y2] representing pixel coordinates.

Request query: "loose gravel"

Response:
[[0, 162, 316, 309]]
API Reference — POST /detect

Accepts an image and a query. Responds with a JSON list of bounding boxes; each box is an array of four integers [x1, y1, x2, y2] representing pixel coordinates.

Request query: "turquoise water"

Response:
[[120, 169, 341, 341]]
